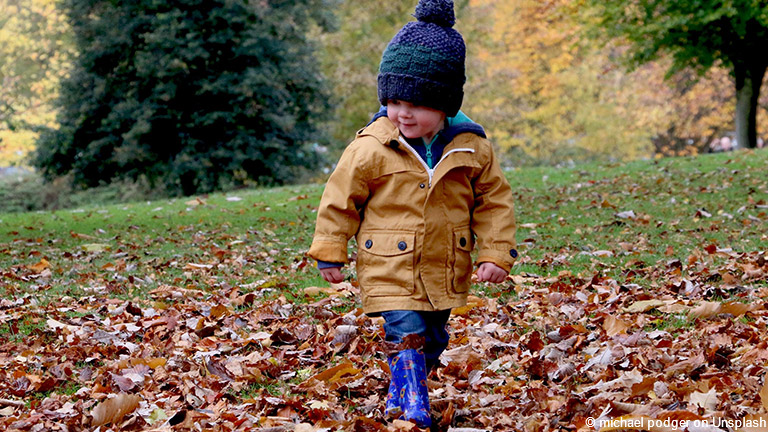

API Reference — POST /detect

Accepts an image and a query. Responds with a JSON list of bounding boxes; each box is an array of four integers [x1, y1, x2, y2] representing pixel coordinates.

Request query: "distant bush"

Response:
[[0, 171, 161, 213]]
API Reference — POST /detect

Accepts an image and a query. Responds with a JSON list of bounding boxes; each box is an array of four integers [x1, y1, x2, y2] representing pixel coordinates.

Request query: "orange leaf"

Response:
[[26, 258, 50, 273], [145, 358, 167, 369], [209, 304, 229, 319], [309, 362, 360, 384]]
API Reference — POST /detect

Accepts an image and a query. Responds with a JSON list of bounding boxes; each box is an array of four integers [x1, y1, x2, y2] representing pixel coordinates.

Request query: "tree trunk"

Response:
[[734, 61, 767, 149]]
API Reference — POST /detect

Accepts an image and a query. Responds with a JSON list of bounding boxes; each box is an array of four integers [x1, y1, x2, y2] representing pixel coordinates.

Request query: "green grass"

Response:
[[644, 313, 697, 335], [1, 149, 767, 304], [0, 313, 47, 343], [505, 150, 768, 280]]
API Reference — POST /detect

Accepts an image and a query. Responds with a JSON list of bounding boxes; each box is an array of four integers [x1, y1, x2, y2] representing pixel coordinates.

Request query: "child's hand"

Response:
[[320, 267, 344, 284], [476, 262, 508, 283]]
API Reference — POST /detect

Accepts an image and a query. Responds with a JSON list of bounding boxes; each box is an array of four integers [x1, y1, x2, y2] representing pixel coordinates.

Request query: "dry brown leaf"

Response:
[[623, 299, 665, 313], [185, 197, 205, 206], [630, 377, 657, 397], [184, 263, 213, 270], [721, 272, 740, 286], [665, 353, 706, 378], [209, 304, 229, 319], [442, 344, 476, 365], [720, 301, 757, 317], [760, 379, 768, 411], [689, 388, 718, 412], [689, 301, 721, 318], [304, 286, 338, 296], [391, 419, 420, 431], [91, 393, 141, 427], [46, 319, 76, 332], [603, 315, 630, 336]]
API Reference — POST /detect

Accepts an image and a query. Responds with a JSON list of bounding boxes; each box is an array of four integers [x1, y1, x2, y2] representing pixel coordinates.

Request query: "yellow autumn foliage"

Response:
[[462, 0, 749, 162], [0, 0, 71, 166]]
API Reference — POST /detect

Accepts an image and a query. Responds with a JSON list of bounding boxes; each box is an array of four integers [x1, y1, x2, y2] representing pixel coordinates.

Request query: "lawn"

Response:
[[0, 148, 766, 431]]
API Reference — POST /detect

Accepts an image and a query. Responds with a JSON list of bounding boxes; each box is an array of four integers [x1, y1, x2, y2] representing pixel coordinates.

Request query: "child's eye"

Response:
[[389, 99, 400, 105]]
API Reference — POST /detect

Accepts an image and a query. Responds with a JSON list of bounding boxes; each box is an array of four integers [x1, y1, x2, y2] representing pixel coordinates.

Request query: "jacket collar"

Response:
[[356, 115, 401, 146], [363, 106, 486, 147]]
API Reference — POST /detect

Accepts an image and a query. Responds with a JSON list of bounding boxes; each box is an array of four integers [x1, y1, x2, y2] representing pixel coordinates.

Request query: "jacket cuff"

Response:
[[477, 247, 518, 272], [308, 237, 349, 263]]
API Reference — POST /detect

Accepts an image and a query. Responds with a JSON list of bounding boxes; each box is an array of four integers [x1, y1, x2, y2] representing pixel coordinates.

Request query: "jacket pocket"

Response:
[[451, 226, 474, 293], [357, 230, 416, 297]]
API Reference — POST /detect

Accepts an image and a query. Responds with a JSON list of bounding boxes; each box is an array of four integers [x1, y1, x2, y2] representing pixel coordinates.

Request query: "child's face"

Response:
[[387, 100, 446, 142]]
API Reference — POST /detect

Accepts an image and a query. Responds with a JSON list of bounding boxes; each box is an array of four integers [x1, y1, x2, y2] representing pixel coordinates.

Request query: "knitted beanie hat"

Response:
[[377, 0, 466, 117]]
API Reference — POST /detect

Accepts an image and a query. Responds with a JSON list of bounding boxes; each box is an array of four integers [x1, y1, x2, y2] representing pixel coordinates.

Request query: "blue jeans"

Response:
[[381, 309, 451, 371]]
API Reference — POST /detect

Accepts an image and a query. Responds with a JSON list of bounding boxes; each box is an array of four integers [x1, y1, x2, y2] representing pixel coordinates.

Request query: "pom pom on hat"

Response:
[[377, 0, 466, 116], [414, 0, 455, 27]]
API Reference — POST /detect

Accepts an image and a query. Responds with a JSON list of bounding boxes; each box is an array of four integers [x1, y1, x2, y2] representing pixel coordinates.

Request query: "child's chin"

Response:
[[400, 131, 422, 139]]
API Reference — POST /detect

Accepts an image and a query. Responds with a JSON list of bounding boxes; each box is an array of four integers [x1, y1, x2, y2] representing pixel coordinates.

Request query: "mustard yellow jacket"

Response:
[[308, 117, 517, 314]]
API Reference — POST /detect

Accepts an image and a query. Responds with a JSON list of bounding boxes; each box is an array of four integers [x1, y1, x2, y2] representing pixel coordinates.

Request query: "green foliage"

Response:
[[584, 0, 768, 149], [34, 0, 335, 195], [583, 0, 768, 75]]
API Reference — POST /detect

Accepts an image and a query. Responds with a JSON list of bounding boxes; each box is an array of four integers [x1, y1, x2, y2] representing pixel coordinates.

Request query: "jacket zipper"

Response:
[[398, 136, 475, 188]]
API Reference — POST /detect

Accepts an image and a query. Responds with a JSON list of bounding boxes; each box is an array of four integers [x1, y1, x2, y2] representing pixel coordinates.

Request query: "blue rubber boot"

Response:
[[387, 349, 431, 428], [385, 379, 402, 417]]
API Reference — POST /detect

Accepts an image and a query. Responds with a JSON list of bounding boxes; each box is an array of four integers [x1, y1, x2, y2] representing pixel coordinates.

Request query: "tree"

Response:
[[315, 0, 743, 164], [0, 0, 72, 166], [35, 0, 334, 195], [584, 0, 768, 149], [464, 0, 662, 162], [314, 0, 414, 152]]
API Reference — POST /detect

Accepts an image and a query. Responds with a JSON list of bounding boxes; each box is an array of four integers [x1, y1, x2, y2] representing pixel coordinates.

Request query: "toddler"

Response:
[[308, 0, 517, 427]]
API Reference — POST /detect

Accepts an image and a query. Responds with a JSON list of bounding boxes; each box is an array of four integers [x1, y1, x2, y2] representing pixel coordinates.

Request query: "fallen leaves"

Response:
[[1, 155, 767, 430], [689, 388, 718, 412], [603, 315, 630, 336], [91, 393, 141, 427], [623, 299, 666, 313], [25, 257, 50, 273]]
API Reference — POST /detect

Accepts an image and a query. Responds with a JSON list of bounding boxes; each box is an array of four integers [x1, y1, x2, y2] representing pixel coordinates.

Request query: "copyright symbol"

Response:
[[586, 417, 595, 428]]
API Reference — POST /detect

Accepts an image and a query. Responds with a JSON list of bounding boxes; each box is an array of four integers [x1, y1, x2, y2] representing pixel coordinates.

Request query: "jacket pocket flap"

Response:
[[358, 231, 415, 257], [445, 151, 482, 170], [453, 227, 474, 251]]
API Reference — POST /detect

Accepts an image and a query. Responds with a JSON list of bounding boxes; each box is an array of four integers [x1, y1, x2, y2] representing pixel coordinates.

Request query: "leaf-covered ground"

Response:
[[1, 149, 767, 431]]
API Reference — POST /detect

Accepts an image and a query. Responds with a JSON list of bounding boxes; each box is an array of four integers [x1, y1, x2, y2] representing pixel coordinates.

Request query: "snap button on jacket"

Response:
[[308, 118, 517, 314]]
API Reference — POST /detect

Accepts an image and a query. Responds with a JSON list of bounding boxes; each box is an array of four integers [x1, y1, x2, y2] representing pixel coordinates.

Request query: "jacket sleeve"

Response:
[[471, 142, 518, 272], [308, 144, 370, 264]]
